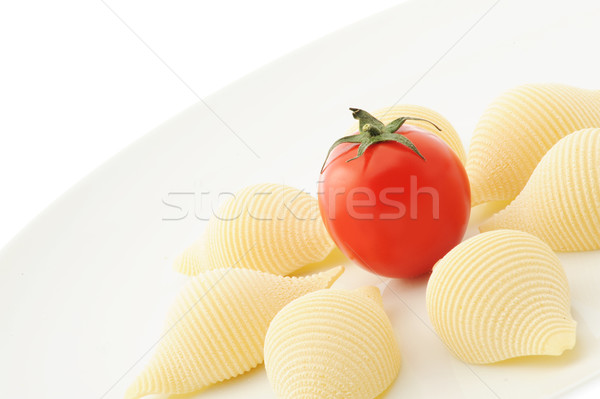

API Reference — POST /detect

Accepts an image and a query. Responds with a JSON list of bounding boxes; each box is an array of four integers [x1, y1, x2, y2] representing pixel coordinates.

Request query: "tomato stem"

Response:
[[320, 108, 438, 173], [362, 123, 382, 137]]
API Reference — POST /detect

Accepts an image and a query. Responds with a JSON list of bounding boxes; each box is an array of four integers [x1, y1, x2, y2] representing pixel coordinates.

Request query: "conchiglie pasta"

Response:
[[264, 287, 401, 399], [124, 266, 344, 399], [173, 236, 206, 276], [347, 104, 466, 164], [173, 183, 336, 276], [467, 83, 600, 206], [426, 230, 576, 364], [480, 128, 600, 251]]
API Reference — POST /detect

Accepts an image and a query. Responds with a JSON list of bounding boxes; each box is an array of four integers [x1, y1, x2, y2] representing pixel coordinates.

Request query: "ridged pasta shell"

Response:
[[264, 287, 401, 399], [173, 235, 207, 276], [426, 230, 576, 364], [480, 128, 600, 251], [124, 266, 344, 399], [346, 104, 466, 164], [467, 83, 600, 206], [173, 183, 336, 276]]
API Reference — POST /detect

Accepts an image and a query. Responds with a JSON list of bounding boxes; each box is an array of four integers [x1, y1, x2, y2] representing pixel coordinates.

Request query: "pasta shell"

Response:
[[347, 104, 466, 164], [173, 183, 336, 276], [264, 287, 401, 399], [426, 230, 576, 364], [173, 235, 206, 276], [467, 83, 600, 206], [480, 128, 600, 251], [124, 266, 344, 399]]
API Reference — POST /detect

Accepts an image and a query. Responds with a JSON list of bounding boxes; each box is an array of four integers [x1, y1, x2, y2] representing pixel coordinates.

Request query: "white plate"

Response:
[[1, 0, 600, 398]]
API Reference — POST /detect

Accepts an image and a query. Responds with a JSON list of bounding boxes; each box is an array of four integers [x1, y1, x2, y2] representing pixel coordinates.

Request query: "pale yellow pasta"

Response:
[[124, 266, 344, 399], [173, 235, 206, 276], [480, 128, 600, 251], [173, 183, 336, 276], [264, 287, 401, 399], [467, 83, 600, 206], [347, 104, 466, 164], [426, 230, 576, 364]]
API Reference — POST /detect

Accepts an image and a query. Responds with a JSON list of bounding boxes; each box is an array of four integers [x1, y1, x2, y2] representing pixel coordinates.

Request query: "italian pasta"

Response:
[[467, 84, 600, 205], [125, 266, 344, 399], [173, 183, 336, 276], [426, 230, 576, 364], [264, 287, 401, 399], [480, 128, 600, 251]]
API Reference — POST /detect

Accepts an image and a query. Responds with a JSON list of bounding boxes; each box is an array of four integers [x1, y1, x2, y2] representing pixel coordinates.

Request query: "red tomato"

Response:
[[318, 109, 470, 278]]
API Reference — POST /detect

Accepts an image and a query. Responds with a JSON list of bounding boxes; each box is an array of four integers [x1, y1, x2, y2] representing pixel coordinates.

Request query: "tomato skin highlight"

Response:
[[318, 124, 470, 278]]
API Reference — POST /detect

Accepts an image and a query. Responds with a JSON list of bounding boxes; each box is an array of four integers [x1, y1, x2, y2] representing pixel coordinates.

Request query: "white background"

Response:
[[0, 0, 401, 249]]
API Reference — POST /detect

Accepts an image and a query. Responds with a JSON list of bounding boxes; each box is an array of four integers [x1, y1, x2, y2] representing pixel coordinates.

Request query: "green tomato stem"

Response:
[[320, 108, 440, 173]]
